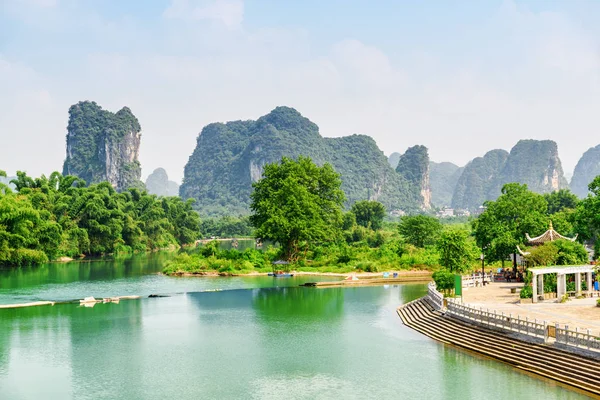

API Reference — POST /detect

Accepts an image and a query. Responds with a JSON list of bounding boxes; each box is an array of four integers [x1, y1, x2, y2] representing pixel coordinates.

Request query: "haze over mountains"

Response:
[[51, 101, 600, 216]]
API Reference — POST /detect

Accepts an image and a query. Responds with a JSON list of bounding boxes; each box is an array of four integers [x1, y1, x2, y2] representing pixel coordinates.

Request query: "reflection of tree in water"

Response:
[[0, 252, 173, 292], [398, 284, 428, 305], [252, 287, 344, 321]]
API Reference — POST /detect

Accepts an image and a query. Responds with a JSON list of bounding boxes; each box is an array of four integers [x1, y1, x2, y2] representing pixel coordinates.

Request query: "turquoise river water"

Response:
[[0, 254, 591, 399]]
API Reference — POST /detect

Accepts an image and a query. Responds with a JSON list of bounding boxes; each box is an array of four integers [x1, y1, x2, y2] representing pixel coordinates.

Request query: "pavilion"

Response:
[[516, 222, 595, 303], [516, 221, 578, 257]]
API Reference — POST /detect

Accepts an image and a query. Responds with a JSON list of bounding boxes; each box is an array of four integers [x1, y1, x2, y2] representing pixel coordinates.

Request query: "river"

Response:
[[0, 254, 590, 399]]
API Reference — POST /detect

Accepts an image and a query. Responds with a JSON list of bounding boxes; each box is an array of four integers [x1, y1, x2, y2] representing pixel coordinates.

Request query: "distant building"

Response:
[[389, 209, 406, 218], [473, 205, 487, 216], [455, 209, 471, 217], [437, 207, 454, 218]]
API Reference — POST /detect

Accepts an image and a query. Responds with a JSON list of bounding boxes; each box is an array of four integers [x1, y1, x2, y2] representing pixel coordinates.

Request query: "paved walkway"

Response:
[[461, 282, 600, 334]]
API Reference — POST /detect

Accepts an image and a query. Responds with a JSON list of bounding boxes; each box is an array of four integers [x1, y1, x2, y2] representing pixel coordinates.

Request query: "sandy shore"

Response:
[[461, 282, 600, 334], [169, 269, 433, 279]]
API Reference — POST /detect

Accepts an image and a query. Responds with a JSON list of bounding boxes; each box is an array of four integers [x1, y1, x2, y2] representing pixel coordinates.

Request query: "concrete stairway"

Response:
[[398, 298, 600, 397]]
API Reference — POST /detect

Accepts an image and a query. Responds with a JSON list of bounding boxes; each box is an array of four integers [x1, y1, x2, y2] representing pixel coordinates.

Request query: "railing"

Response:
[[425, 281, 600, 356], [445, 300, 547, 339], [427, 282, 444, 311], [461, 273, 495, 288], [556, 324, 600, 352]]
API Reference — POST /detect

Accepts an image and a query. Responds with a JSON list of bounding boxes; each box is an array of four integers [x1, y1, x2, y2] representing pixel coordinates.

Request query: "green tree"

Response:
[[473, 183, 548, 269], [436, 229, 473, 273], [432, 269, 455, 293], [574, 176, 600, 256], [398, 215, 442, 248], [249, 156, 345, 261], [350, 200, 385, 230], [544, 189, 579, 214]]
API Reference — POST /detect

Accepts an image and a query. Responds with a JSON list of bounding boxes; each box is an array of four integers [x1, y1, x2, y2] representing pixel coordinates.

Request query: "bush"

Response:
[[519, 285, 533, 299], [432, 269, 454, 293], [596, 299, 600, 307], [356, 261, 377, 272]]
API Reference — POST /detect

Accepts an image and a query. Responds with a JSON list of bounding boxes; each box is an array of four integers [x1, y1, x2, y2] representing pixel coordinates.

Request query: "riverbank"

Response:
[[167, 269, 432, 280], [398, 298, 600, 397]]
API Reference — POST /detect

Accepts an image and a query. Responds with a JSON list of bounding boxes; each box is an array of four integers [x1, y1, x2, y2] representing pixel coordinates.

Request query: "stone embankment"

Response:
[[398, 298, 600, 397]]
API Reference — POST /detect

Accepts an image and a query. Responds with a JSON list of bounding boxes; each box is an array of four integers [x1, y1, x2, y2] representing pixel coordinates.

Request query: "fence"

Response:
[[425, 283, 600, 355], [555, 325, 600, 352], [445, 299, 547, 339], [461, 273, 495, 288], [427, 282, 444, 311]]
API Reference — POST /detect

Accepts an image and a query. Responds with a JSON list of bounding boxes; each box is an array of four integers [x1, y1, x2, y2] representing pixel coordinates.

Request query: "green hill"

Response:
[[180, 107, 420, 216]]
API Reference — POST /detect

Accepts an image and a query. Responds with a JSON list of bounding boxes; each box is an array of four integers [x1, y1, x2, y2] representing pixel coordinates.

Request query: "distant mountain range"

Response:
[[50, 101, 600, 215]]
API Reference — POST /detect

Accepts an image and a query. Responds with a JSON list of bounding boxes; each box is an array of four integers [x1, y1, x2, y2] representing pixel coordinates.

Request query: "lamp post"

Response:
[[480, 253, 485, 286]]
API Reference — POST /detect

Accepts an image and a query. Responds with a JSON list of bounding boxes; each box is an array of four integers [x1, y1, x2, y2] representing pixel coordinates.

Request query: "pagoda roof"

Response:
[[525, 221, 577, 245]]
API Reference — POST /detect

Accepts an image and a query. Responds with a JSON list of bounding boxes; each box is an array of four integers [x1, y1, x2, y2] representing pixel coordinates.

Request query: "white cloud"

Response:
[[163, 0, 244, 28]]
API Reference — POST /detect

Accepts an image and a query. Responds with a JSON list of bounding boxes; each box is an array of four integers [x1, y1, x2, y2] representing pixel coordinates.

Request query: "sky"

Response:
[[1, 0, 600, 183]]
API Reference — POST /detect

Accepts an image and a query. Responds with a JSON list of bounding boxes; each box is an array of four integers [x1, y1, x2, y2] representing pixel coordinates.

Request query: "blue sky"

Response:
[[1, 0, 600, 182]]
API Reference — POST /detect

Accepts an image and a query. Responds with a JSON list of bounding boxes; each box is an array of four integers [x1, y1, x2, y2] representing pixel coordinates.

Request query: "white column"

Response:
[[538, 274, 544, 297], [557, 274, 566, 298], [532, 273, 538, 303], [587, 272, 593, 294], [575, 273, 582, 296]]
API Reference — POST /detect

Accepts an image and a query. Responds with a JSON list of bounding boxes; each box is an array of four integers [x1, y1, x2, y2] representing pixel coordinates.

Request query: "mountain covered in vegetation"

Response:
[[452, 149, 509, 210], [452, 140, 568, 210], [146, 168, 179, 197], [395, 145, 431, 209], [488, 139, 567, 196], [429, 162, 463, 208], [62, 101, 144, 191], [180, 107, 420, 216], [388, 152, 401, 169], [571, 144, 600, 198]]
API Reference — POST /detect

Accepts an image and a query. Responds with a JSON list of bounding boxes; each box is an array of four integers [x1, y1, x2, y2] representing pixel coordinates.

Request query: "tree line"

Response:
[[0, 170, 200, 267]]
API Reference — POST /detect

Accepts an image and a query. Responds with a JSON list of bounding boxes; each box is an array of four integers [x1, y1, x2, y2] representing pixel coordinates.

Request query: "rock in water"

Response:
[[180, 106, 418, 216], [395, 145, 431, 210], [146, 168, 180, 197], [571, 144, 600, 198], [62, 101, 143, 191]]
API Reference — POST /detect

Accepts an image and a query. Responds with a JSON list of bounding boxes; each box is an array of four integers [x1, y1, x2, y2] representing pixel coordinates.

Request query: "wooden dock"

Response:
[[398, 298, 600, 398]]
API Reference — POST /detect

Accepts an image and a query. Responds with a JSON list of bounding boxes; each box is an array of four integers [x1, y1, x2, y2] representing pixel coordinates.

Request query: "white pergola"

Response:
[[530, 265, 596, 303]]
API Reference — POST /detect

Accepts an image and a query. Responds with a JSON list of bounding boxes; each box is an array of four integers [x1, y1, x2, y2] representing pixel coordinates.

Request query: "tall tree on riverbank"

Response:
[[398, 215, 442, 248], [473, 183, 548, 268], [250, 156, 345, 261], [351, 200, 385, 230]]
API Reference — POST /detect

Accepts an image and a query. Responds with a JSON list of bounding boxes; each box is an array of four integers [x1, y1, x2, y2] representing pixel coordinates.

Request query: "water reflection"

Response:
[[252, 287, 344, 320]]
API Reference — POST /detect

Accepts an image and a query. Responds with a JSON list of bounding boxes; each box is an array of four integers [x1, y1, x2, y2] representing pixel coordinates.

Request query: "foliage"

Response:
[[519, 285, 533, 299], [200, 215, 254, 238], [544, 189, 579, 214], [436, 229, 474, 273], [473, 183, 548, 264], [553, 240, 588, 265], [249, 156, 345, 261], [432, 269, 455, 293], [398, 215, 442, 248], [526, 243, 559, 266], [62, 101, 144, 191], [574, 176, 600, 255], [350, 200, 385, 230], [180, 106, 420, 216], [0, 171, 200, 267]]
